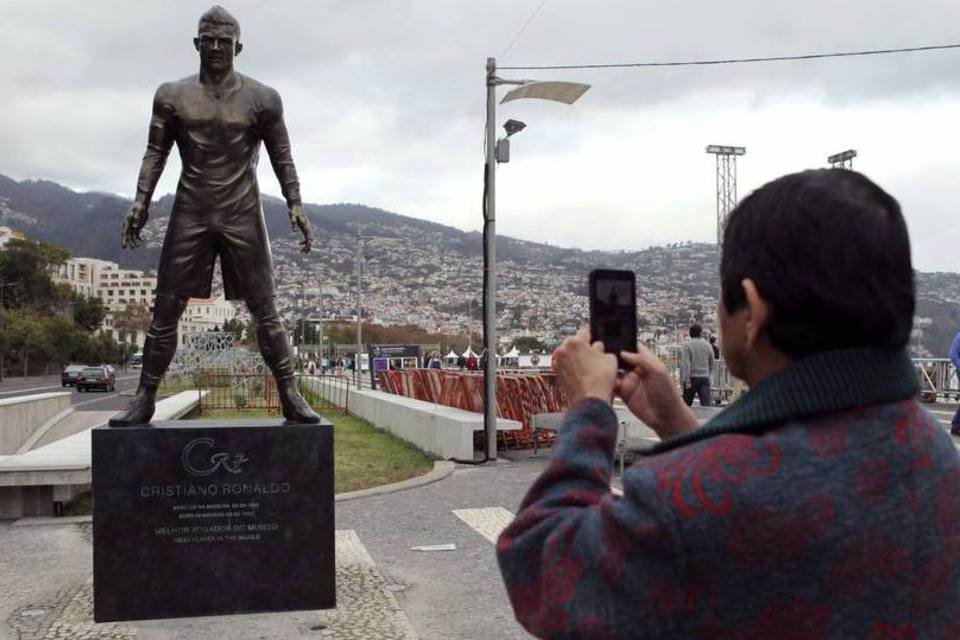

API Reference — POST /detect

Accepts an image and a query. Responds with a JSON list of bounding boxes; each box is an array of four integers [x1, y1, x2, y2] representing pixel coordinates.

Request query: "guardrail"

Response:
[[160, 373, 279, 416], [297, 374, 351, 413]]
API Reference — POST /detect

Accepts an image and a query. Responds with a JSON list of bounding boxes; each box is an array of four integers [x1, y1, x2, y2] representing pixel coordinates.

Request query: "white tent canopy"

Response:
[[503, 346, 520, 358], [444, 350, 458, 360], [461, 346, 478, 358]]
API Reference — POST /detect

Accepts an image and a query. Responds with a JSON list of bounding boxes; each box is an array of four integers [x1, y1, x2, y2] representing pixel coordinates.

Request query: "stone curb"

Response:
[[11, 461, 457, 525], [335, 460, 456, 502]]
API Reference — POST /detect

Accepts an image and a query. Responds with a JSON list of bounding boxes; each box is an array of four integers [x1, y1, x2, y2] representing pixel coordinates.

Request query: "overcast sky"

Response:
[[2, 0, 959, 271]]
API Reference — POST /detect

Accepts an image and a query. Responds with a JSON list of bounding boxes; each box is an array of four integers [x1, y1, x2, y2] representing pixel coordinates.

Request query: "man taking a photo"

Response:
[[497, 169, 960, 638]]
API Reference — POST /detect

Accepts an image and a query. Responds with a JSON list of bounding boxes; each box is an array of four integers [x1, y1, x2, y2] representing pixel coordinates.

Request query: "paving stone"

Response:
[[4, 527, 415, 639]]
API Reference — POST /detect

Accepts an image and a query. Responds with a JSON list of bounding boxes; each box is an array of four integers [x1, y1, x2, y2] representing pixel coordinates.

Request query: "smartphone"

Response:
[[589, 269, 638, 369]]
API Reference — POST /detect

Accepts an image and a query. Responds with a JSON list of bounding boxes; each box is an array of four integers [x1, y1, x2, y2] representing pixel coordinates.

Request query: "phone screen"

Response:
[[589, 269, 637, 367]]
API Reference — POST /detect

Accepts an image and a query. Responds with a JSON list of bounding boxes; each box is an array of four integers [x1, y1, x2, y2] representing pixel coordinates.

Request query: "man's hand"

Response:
[[617, 346, 699, 440], [289, 203, 312, 253], [121, 202, 149, 249], [552, 329, 618, 405], [683, 379, 692, 390]]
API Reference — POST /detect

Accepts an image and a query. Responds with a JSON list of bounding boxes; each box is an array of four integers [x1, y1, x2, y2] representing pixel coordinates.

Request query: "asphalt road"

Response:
[[0, 372, 140, 411]]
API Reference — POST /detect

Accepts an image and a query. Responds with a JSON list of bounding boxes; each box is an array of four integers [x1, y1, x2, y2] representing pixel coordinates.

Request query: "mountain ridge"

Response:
[[1, 174, 957, 355]]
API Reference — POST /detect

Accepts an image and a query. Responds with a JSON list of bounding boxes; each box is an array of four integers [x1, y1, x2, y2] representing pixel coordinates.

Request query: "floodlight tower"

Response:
[[828, 149, 857, 170], [705, 145, 746, 248]]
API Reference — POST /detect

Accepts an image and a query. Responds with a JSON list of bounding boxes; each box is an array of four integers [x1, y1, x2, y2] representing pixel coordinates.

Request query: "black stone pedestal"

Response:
[[92, 419, 335, 622]]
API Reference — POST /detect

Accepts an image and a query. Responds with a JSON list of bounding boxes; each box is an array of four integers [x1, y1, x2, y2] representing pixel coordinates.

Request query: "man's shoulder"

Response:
[[157, 75, 197, 93], [153, 75, 197, 102], [238, 74, 281, 102]]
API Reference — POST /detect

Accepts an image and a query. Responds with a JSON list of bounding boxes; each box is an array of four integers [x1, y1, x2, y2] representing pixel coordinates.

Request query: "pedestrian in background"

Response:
[[709, 335, 720, 359], [680, 323, 715, 406], [951, 329, 960, 435]]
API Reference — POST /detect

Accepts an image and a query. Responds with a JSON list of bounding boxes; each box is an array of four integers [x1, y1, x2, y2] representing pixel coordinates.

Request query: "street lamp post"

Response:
[[355, 227, 364, 389], [482, 57, 590, 461]]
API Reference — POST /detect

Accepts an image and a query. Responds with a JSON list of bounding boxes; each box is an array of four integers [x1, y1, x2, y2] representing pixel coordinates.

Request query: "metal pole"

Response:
[[299, 282, 305, 368], [318, 262, 324, 366], [355, 227, 363, 389], [0, 278, 5, 382], [484, 57, 498, 460]]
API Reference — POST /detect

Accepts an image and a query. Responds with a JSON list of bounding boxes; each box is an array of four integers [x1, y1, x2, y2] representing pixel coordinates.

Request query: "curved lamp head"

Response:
[[501, 81, 591, 105]]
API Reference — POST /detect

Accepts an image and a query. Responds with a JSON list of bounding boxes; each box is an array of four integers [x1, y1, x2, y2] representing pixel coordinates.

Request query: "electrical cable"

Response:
[[499, 42, 960, 70], [499, 0, 550, 60]]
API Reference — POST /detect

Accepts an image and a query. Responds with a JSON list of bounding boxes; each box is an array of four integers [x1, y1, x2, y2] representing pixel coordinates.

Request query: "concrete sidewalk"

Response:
[[2, 406, 957, 639]]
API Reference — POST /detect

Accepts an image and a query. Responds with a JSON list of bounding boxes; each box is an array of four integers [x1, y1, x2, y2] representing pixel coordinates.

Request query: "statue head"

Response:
[[194, 6, 242, 72]]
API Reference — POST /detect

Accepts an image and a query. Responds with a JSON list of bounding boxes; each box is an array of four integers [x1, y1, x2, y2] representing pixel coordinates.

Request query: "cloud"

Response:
[[1, 0, 959, 271]]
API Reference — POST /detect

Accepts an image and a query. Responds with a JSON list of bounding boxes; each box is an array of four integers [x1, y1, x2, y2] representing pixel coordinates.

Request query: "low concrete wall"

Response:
[[0, 392, 72, 455], [300, 377, 520, 459], [0, 391, 205, 519]]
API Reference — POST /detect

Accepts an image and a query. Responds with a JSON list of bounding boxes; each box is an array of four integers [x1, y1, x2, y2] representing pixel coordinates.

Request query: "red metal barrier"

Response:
[[376, 369, 567, 449]]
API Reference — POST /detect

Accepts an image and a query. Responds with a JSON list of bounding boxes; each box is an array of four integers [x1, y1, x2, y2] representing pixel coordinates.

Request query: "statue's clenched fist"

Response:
[[121, 202, 149, 249]]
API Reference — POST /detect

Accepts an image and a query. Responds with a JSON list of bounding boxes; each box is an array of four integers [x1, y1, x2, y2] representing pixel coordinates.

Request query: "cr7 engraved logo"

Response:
[[181, 437, 250, 476]]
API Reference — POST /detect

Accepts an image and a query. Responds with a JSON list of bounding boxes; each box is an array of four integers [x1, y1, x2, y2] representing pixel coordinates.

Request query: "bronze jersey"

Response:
[[137, 73, 301, 300]]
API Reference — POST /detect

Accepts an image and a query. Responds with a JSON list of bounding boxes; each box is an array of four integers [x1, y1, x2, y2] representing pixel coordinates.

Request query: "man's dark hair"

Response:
[[720, 169, 914, 359], [709, 336, 717, 344], [689, 324, 703, 338], [198, 5, 240, 38]]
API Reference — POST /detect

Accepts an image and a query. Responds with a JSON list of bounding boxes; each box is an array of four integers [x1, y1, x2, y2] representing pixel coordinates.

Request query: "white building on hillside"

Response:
[[55, 257, 158, 347], [0, 226, 25, 249], [54, 257, 115, 298]]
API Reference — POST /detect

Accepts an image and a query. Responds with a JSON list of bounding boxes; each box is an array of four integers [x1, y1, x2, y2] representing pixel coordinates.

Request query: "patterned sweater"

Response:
[[497, 347, 960, 639]]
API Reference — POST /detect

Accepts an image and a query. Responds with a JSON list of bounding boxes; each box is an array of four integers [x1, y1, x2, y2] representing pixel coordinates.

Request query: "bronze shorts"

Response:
[[155, 204, 275, 301]]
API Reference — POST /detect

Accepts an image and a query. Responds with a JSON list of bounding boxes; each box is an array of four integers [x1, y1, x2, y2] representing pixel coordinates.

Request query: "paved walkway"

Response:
[[1, 405, 957, 639]]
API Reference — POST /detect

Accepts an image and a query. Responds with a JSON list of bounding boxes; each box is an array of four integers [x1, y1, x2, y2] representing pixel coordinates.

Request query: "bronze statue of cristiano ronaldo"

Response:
[[110, 6, 320, 426]]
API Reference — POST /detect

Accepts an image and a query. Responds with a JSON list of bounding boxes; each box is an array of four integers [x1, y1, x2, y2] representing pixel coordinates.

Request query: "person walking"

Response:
[[709, 335, 720, 359], [680, 323, 715, 407], [951, 329, 960, 435]]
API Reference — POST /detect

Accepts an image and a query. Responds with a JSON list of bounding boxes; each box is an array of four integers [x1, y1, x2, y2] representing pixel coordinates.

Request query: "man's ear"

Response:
[[193, 37, 200, 52], [235, 42, 243, 56], [741, 278, 770, 351]]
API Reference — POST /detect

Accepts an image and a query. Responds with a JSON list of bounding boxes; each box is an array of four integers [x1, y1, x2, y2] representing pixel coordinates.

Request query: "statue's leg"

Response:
[[109, 294, 189, 427], [246, 296, 320, 424]]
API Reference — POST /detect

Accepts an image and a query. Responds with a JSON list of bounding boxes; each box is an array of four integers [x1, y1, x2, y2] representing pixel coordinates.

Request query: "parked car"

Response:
[[128, 352, 143, 369], [61, 364, 86, 387], [76, 365, 116, 392]]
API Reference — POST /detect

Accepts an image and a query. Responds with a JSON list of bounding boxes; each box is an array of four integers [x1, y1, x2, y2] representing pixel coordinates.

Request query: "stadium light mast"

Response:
[[705, 145, 746, 249], [483, 57, 590, 461], [828, 149, 857, 170]]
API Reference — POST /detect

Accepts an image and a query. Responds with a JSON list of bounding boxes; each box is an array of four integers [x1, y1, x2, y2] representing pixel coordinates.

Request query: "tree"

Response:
[[72, 293, 107, 332], [5, 311, 57, 376], [0, 238, 70, 313], [113, 303, 151, 345], [222, 317, 245, 342], [512, 336, 547, 353], [293, 321, 319, 346]]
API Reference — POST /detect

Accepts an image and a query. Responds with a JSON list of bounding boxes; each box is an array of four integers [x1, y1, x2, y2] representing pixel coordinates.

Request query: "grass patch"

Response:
[[63, 490, 92, 516], [156, 377, 200, 398], [186, 408, 436, 494]]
